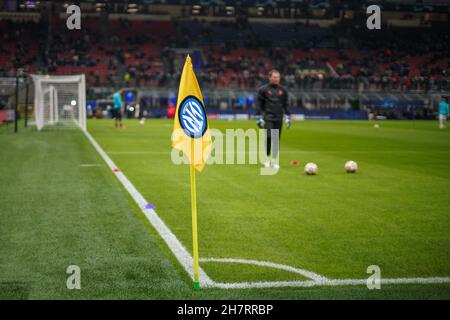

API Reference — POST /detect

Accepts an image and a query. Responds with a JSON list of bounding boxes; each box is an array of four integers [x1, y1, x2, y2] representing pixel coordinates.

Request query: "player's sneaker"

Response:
[[272, 163, 280, 170], [264, 159, 271, 168]]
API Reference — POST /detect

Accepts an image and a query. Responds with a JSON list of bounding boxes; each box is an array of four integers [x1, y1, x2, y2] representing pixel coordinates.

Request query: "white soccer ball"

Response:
[[304, 162, 318, 175], [345, 160, 358, 173], [373, 124, 380, 128]]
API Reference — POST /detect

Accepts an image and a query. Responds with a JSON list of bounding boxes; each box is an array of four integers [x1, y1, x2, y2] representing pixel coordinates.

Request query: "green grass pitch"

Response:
[[1, 119, 449, 299]]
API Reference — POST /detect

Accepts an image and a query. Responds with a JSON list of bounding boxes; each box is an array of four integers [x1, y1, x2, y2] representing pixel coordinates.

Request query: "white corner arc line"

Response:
[[84, 130, 213, 286], [199, 258, 328, 282]]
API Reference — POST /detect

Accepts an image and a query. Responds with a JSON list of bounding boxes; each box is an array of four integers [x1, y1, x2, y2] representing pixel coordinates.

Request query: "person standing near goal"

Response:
[[113, 90, 124, 128], [438, 96, 449, 129], [255, 69, 291, 169]]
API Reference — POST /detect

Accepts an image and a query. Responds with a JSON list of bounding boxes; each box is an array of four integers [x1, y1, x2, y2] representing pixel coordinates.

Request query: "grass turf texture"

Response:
[[0, 120, 449, 299]]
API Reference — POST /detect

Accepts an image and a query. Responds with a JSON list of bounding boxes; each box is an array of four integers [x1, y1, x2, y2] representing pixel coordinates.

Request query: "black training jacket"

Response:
[[255, 83, 291, 122]]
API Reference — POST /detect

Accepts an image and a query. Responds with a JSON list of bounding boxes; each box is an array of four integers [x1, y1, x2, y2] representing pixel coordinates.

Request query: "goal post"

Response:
[[31, 74, 86, 131]]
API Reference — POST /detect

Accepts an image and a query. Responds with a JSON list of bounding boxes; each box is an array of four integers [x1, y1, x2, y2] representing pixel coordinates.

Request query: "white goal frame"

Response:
[[32, 74, 86, 131]]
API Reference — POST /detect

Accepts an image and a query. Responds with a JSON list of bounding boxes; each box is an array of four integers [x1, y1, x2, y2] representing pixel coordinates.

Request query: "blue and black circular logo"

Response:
[[178, 96, 207, 139]]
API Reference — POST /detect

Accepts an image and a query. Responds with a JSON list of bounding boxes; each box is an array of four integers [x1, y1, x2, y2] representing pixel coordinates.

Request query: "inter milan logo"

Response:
[[178, 96, 207, 139]]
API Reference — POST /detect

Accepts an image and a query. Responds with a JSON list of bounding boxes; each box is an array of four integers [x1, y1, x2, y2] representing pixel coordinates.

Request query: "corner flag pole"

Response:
[[190, 139, 200, 290], [172, 55, 210, 290]]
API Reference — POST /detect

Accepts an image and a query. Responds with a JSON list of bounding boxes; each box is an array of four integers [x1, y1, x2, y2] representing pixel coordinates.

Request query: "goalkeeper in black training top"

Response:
[[255, 69, 291, 169]]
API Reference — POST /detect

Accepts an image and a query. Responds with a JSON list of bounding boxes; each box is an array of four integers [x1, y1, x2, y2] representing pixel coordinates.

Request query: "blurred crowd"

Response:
[[0, 18, 448, 92]]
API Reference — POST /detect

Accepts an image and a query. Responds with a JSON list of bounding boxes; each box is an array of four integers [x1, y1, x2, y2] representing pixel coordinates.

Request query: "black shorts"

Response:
[[112, 109, 122, 120]]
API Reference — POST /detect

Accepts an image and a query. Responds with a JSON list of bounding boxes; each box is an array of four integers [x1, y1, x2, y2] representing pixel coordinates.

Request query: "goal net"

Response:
[[32, 74, 86, 131]]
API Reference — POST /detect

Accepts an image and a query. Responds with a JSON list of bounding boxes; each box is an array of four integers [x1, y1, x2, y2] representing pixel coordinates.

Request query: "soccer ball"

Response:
[[345, 160, 358, 173], [304, 162, 318, 175], [374, 124, 380, 128]]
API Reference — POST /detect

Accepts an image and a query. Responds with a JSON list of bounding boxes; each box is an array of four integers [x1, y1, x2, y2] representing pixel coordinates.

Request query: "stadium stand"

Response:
[[1, 15, 447, 93]]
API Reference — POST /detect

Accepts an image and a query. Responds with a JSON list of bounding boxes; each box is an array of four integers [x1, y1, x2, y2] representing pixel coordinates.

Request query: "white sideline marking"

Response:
[[83, 130, 213, 286], [208, 277, 450, 289], [105, 150, 450, 155], [199, 258, 328, 282], [84, 129, 450, 290]]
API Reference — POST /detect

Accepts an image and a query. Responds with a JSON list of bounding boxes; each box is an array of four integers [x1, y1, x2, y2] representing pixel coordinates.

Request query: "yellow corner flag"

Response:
[[171, 55, 211, 290], [172, 55, 212, 171]]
